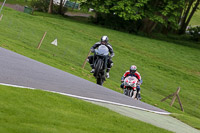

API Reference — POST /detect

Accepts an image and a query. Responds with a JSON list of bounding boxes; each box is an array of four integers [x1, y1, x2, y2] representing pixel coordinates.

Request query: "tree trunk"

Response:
[[178, 6, 184, 25], [180, 0, 194, 26], [179, 0, 189, 23], [179, 0, 196, 34], [149, 22, 157, 34], [48, 0, 53, 14], [140, 18, 148, 32], [146, 21, 156, 34], [72, 0, 78, 10], [59, 0, 63, 15], [162, 22, 172, 35], [185, 0, 200, 26], [140, 18, 157, 34], [139, 0, 160, 34]]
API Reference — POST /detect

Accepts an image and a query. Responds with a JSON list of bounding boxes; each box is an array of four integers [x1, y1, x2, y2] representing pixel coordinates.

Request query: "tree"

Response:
[[142, 0, 185, 34], [59, 0, 64, 14], [48, 0, 53, 14], [179, 0, 200, 34], [82, 0, 185, 34]]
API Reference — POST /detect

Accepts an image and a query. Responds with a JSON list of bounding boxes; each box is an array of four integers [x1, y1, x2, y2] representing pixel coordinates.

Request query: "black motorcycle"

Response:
[[93, 45, 109, 85]]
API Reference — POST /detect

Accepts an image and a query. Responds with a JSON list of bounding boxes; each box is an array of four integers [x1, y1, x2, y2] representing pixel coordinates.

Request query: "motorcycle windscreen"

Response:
[[124, 76, 138, 88], [96, 45, 109, 56]]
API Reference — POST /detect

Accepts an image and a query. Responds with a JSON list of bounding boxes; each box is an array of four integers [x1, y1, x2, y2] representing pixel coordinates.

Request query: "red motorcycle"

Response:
[[123, 76, 139, 100]]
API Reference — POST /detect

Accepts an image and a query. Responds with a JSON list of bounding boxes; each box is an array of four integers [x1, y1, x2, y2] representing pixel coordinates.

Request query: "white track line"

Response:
[[0, 83, 171, 115]]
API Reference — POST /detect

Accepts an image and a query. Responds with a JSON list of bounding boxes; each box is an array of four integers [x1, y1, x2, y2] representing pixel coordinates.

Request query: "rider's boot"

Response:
[[90, 69, 95, 73], [137, 92, 142, 100], [106, 68, 111, 78], [106, 72, 110, 78], [90, 64, 95, 73]]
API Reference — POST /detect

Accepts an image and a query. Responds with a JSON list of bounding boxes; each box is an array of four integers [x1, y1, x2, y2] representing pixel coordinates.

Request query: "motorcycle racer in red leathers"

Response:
[[121, 65, 143, 100]]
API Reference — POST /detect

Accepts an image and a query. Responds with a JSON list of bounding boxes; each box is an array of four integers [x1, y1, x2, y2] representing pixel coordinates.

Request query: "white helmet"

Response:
[[101, 36, 109, 45], [130, 65, 137, 74]]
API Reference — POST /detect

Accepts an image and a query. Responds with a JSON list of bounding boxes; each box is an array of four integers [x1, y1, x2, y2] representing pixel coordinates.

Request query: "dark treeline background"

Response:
[[31, 0, 200, 41]]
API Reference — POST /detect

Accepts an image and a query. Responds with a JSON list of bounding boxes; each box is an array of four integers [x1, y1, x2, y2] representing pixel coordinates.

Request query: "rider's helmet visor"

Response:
[[101, 41, 107, 45]]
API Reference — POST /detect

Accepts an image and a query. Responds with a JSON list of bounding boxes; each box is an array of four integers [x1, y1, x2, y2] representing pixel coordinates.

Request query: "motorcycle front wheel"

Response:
[[124, 88, 133, 97], [97, 77, 104, 85], [94, 59, 103, 77]]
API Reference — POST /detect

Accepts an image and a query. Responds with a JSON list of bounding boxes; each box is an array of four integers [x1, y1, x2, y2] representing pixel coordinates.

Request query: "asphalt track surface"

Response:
[[1, 47, 200, 132], [0, 47, 169, 114]]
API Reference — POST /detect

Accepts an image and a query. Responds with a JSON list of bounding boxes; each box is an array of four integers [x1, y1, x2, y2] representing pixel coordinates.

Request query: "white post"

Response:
[[0, 14, 3, 21], [0, 0, 7, 14]]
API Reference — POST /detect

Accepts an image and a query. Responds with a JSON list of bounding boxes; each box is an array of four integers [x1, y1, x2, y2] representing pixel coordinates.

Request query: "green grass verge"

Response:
[[0, 85, 172, 133], [0, 7, 200, 130]]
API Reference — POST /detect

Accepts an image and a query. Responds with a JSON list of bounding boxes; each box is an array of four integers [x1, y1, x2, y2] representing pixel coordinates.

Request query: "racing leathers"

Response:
[[120, 70, 143, 98]]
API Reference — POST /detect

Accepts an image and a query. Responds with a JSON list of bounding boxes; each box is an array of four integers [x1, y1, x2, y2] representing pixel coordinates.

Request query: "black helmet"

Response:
[[101, 36, 109, 45], [130, 65, 137, 74]]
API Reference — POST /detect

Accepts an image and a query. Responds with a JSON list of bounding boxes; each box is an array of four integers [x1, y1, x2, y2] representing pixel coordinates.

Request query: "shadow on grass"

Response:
[[145, 33, 200, 50]]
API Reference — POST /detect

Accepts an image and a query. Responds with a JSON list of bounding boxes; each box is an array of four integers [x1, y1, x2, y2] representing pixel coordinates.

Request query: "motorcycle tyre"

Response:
[[97, 77, 104, 85], [124, 88, 135, 98], [94, 59, 103, 77]]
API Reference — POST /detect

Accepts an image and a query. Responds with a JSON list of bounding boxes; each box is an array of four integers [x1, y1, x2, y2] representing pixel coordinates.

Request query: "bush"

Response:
[[90, 13, 141, 33], [31, 0, 67, 15], [52, 4, 67, 15], [31, 0, 49, 12], [188, 26, 200, 42]]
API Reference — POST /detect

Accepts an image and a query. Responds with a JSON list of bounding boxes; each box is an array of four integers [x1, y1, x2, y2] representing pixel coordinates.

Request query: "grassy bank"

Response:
[[0, 7, 200, 130], [0, 85, 172, 133]]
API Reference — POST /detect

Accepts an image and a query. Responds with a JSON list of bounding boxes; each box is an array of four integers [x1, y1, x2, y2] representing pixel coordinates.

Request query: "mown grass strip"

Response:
[[0, 85, 172, 133]]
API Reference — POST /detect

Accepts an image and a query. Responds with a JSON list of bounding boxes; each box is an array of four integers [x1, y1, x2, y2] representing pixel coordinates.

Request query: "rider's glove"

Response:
[[121, 77, 124, 83], [90, 48, 95, 53], [110, 53, 115, 58], [137, 81, 141, 86]]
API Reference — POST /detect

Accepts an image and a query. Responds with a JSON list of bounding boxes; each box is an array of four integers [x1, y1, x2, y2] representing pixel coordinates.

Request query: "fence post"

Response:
[[37, 32, 47, 49], [176, 94, 184, 112], [82, 51, 91, 69], [161, 87, 184, 111], [161, 93, 175, 102], [170, 87, 181, 106]]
